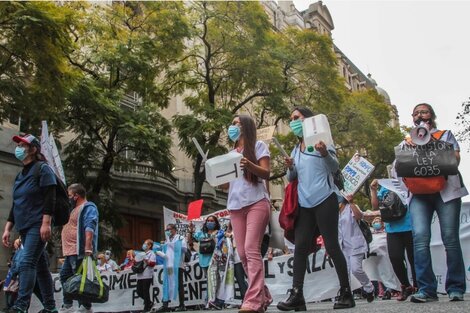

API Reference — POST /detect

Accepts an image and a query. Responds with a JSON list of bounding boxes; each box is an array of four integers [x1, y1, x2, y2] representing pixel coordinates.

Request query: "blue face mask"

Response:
[[142, 243, 148, 251], [15, 146, 27, 161], [372, 223, 382, 231], [206, 221, 216, 230], [97, 259, 102, 266], [165, 230, 171, 238], [289, 119, 303, 137], [228, 125, 241, 142]]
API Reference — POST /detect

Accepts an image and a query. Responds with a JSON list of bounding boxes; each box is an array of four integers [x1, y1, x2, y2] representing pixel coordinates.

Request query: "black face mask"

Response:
[[414, 117, 432, 126], [69, 197, 77, 208]]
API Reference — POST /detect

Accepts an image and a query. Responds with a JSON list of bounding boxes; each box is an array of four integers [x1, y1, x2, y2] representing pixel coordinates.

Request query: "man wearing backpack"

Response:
[[59, 183, 99, 313], [2, 134, 58, 313]]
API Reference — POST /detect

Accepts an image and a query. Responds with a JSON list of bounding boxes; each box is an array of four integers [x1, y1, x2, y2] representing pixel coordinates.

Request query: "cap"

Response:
[[12, 134, 41, 150]]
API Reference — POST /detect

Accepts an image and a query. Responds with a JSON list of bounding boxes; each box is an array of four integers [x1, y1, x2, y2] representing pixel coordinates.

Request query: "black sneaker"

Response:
[[366, 291, 375, 303]]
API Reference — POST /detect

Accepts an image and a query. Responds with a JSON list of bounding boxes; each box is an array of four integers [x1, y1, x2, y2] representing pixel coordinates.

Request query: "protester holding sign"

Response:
[[369, 179, 416, 301], [278, 107, 354, 311], [225, 115, 272, 313], [2, 134, 58, 313], [136, 239, 157, 313], [190, 216, 220, 274], [398, 103, 468, 303], [338, 195, 374, 303]]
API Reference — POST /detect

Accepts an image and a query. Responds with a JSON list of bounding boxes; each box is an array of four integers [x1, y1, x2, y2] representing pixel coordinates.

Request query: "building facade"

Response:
[[0, 1, 397, 270]]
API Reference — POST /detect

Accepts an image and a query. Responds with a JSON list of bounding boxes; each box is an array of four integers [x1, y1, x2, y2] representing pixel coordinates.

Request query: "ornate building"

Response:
[[0, 1, 398, 269]]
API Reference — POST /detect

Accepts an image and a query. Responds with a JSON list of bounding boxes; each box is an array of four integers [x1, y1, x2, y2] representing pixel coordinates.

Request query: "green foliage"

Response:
[[0, 1, 73, 132], [61, 1, 188, 252]]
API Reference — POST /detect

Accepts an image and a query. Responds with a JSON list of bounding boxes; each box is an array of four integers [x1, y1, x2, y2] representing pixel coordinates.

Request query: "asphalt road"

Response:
[[185, 296, 469, 313]]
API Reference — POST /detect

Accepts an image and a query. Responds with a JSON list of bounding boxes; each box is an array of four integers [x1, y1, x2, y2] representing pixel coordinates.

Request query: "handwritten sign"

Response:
[[257, 126, 276, 141], [394, 141, 458, 177], [341, 154, 375, 196]]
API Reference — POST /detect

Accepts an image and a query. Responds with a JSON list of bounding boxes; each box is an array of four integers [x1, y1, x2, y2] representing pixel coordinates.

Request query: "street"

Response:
[[183, 296, 469, 313]]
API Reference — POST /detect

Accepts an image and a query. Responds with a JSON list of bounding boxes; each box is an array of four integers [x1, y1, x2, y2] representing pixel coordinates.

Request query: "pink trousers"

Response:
[[230, 198, 272, 312]]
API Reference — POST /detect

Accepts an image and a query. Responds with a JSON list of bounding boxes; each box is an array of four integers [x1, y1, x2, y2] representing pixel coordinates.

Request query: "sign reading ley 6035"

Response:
[[394, 141, 458, 177]]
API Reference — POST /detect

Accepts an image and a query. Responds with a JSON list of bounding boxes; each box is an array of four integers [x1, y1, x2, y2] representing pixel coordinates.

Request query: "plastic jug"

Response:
[[205, 151, 243, 186], [302, 114, 334, 152]]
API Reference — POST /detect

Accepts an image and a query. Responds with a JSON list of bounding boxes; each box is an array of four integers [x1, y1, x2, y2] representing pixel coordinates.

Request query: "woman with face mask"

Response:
[[136, 239, 156, 313], [370, 179, 417, 301], [121, 250, 136, 270], [2, 134, 58, 313], [225, 115, 272, 313], [277, 107, 354, 311], [96, 253, 112, 273], [397, 103, 467, 303], [190, 216, 220, 274]]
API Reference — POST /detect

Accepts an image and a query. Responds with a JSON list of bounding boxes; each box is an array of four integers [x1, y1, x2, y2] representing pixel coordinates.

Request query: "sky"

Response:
[[293, 0, 470, 199]]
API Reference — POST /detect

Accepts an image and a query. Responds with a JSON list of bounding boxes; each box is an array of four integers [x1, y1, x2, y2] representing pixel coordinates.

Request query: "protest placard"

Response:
[[341, 154, 375, 196]]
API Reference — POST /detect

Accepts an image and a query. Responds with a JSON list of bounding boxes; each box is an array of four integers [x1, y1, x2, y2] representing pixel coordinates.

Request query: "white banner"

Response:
[[40, 121, 66, 183], [31, 203, 470, 312]]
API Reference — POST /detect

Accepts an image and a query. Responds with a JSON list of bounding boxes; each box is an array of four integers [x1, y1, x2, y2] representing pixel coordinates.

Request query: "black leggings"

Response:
[[293, 193, 349, 289], [137, 278, 153, 311], [386, 231, 416, 287], [234, 262, 248, 300]]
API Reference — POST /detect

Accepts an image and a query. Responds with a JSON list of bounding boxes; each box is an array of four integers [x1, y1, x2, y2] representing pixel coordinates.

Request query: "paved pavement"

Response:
[[185, 296, 468, 313]]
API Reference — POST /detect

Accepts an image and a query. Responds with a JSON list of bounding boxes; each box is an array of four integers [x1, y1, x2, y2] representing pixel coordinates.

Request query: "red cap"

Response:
[[12, 134, 41, 150]]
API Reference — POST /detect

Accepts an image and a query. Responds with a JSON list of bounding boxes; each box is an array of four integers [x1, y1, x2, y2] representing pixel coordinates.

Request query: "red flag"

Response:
[[187, 199, 204, 221]]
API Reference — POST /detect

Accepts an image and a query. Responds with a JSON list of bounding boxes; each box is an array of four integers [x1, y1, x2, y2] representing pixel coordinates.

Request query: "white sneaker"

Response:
[[75, 306, 93, 313], [59, 306, 75, 313]]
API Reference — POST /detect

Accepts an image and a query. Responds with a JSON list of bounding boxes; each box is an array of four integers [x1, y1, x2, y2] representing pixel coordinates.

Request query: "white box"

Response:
[[302, 114, 334, 150], [205, 151, 243, 186]]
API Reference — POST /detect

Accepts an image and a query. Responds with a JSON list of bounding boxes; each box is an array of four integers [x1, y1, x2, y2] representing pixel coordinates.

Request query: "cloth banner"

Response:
[[32, 203, 469, 312]]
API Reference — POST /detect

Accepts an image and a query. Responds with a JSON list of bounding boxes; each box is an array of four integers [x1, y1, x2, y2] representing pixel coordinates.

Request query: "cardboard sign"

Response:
[[205, 151, 243, 187], [394, 141, 458, 177], [187, 199, 204, 221], [341, 154, 375, 196], [257, 126, 276, 141]]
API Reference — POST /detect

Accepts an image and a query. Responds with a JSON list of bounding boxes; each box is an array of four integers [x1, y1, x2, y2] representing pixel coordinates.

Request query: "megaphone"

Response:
[[410, 121, 431, 145]]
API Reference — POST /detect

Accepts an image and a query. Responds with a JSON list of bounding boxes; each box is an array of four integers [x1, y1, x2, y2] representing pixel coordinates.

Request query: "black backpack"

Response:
[[379, 190, 407, 222], [33, 162, 71, 227]]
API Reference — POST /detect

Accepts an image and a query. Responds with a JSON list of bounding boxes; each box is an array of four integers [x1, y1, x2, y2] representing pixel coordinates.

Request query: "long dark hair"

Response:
[[413, 103, 437, 129], [291, 106, 314, 119], [236, 114, 259, 185], [202, 215, 220, 233]]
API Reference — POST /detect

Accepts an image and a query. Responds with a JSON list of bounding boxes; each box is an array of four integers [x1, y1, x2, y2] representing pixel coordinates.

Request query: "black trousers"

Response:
[[293, 193, 350, 289], [234, 262, 248, 300], [178, 268, 185, 306], [137, 278, 153, 311], [386, 231, 417, 287]]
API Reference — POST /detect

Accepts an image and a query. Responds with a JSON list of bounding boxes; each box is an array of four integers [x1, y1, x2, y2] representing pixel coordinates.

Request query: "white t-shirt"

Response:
[[227, 141, 270, 210], [137, 250, 156, 280]]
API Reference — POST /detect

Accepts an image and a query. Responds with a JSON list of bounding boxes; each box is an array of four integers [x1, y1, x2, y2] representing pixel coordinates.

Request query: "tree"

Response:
[[172, 1, 284, 199], [0, 1, 72, 132], [456, 98, 470, 150], [62, 1, 189, 251], [173, 2, 346, 198]]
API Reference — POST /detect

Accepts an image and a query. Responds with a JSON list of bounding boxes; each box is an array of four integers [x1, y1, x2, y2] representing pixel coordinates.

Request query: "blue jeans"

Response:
[[410, 194, 466, 297], [16, 227, 55, 311], [60, 255, 92, 309]]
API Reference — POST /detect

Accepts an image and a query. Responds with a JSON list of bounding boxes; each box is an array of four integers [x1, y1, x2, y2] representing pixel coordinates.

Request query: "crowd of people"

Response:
[[1, 103, 466, 313]]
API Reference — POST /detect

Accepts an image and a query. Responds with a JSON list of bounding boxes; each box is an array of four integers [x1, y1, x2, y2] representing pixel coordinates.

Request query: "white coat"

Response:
[[338, 204, 368, 257]]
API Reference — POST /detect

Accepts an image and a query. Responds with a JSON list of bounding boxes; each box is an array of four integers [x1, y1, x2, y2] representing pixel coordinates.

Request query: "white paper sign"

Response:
[[341, 154, 375, 195], [257, 126, 276, 141]]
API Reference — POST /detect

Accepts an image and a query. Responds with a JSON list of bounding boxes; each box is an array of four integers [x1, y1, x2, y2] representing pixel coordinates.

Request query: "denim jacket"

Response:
[[77, 201, 99, 258]]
